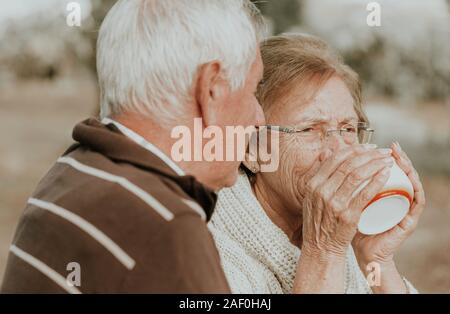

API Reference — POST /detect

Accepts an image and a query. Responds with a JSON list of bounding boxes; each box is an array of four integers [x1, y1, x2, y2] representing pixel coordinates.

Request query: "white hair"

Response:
[[97, 0, 265, 122]]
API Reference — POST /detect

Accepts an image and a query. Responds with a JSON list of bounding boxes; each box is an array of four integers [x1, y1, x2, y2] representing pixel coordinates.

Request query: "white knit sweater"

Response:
[[208, 173, 417, 294]]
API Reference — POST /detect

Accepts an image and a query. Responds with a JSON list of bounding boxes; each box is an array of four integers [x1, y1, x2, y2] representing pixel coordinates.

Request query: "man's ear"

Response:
[[194, 61, 229, 127]]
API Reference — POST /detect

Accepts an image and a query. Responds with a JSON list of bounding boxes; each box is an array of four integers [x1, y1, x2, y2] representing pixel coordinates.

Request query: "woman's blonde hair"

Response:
[[257, 33, 368, 123]]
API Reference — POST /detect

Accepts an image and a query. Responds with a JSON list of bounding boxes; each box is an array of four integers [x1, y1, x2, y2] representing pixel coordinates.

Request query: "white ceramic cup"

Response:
[[353, 158, 414, 235]]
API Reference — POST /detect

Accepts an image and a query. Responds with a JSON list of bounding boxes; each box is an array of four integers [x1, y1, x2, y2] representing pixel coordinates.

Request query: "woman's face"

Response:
[[257, 76, 360, 213]]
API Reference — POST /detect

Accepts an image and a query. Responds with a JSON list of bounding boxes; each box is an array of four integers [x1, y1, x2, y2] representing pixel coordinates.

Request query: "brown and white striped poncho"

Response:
[[1, 118, 229, 293]]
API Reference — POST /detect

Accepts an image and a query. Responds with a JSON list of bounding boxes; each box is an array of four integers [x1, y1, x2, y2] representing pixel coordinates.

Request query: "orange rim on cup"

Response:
[[357, 160, 414, 235]]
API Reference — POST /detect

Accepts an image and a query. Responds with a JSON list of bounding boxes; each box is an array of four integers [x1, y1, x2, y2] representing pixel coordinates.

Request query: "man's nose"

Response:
[[254, 104, 266, 127]]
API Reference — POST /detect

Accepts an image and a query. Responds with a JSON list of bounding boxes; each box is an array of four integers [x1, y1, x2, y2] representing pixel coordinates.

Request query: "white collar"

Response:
[[101, 117, 185, 176]]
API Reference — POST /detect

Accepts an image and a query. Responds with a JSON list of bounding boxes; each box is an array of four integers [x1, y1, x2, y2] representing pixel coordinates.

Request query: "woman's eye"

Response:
[[344, 126, 357, 133], [299, 127, 315, 133]]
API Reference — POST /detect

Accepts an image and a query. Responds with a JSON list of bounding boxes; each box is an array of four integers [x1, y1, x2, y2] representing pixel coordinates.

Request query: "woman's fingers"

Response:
[[391, 142, 426, 218], [296, 154, 325, 198], [348, 167, 391, 215], [321, 148, 393, 200], [332, 156, 393, 204], [397, 209, 419, 234], [302, 151, 327, 183], [307, 144, 376, 191]]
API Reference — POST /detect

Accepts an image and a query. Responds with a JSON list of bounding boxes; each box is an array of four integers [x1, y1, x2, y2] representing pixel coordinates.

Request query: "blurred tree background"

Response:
[[253, 0, 303, 34], [1, 0, 448, 108]]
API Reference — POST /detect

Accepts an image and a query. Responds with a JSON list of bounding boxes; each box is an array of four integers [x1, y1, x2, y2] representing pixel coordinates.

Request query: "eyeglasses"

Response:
[[260, 121, 374, 148]]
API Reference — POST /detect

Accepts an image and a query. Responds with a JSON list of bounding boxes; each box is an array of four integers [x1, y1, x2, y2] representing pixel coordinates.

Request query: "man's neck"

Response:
[[111, 113, 217, 191], [252, 176, 303, 248]]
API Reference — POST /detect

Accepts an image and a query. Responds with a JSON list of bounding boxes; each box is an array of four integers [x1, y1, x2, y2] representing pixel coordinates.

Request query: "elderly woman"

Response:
[[208, 34, 425, 293]]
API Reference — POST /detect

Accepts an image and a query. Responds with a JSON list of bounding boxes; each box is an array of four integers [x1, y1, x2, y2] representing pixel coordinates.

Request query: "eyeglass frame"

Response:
[[257, 121, 375, 145]]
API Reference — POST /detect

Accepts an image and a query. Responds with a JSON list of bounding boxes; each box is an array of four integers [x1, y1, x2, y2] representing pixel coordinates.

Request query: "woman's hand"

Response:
[[300, 144, 393, 258], [293, 144, 393, 293], [351, 142, 425, 293]]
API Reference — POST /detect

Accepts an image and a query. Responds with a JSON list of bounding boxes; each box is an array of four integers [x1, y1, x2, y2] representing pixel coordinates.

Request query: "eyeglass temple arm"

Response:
[[256, 125, 296, 133]]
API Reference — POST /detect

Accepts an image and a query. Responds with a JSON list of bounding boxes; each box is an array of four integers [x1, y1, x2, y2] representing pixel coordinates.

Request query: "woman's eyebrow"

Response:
[[341, 117, 359, 123], [295, 116, 331, 124], [294, 116, 359, 125]]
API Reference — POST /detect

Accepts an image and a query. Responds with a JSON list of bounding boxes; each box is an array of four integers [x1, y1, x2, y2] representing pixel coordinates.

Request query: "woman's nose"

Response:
[[324, 132, 349, 152]]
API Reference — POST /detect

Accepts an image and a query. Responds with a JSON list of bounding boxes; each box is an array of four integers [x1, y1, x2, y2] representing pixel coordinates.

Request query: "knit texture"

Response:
[[209, 173, 417, 294]]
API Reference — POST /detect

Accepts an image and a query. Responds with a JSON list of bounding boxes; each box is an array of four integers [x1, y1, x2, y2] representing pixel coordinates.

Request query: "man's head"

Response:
[[97, 0, 266, 190]]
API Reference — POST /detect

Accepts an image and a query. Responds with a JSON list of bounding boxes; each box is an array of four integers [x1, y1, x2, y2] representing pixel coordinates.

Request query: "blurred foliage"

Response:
[[300, 0, 450, 106], [1, 0, 449, 107], [0, 17, 92, 80], [81, 0, 116, 73], [252, 0, 302, 34]]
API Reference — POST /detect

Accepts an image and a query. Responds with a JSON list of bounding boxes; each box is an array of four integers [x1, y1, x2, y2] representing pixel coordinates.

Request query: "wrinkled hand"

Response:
[[299, 145, 393, 258], [352, 142, 426, 267]]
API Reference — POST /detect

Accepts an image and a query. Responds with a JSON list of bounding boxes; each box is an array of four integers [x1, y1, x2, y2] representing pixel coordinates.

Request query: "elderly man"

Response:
[[1, 0, 265, 293]]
